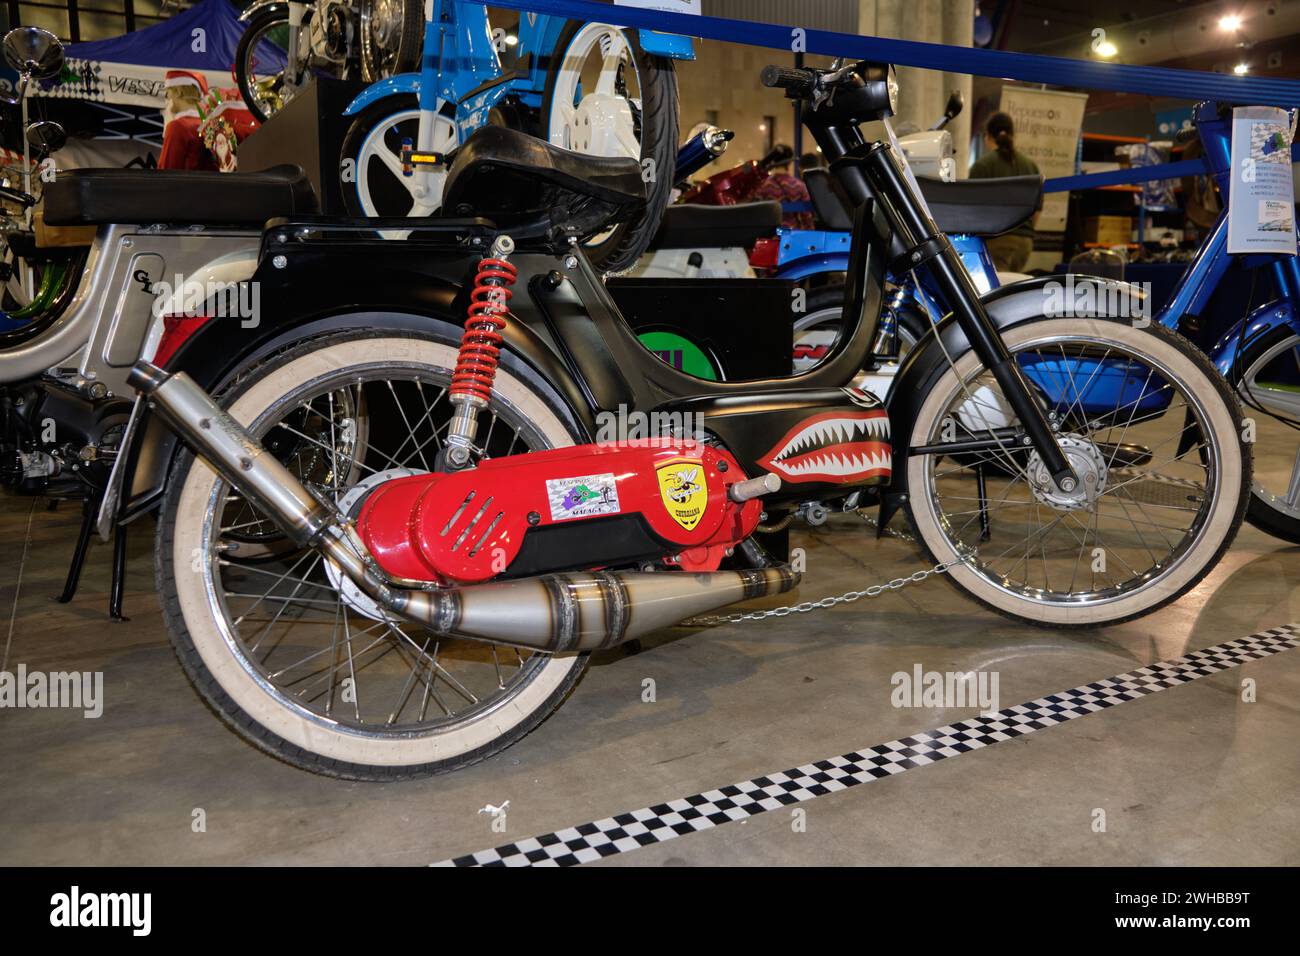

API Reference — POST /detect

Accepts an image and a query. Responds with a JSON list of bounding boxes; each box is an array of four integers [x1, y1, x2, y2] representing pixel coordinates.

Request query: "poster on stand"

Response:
[[1227, 106, 1297, 256], [999, 87, 1088, 233]]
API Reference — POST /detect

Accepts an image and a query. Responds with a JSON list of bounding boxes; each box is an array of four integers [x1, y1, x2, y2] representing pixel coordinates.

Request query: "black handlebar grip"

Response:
[[761, 65, 815, 95], [0, 186, 36, 208]]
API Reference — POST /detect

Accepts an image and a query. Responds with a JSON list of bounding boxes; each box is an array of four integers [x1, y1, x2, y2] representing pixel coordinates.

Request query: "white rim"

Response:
[[547, 23, 642, 161], [907, 320, 1242, 626], [355, 106, 457, 218], [170, 338, 583, 768]]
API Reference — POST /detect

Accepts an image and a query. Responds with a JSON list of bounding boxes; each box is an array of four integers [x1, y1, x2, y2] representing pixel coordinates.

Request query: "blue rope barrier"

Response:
[[1044, 160, 1207, 193], [491, 0, 1300, 108]]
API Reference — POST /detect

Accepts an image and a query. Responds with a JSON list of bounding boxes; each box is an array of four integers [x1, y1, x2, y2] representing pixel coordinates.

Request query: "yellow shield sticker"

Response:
[[657, 460, 708, 532]]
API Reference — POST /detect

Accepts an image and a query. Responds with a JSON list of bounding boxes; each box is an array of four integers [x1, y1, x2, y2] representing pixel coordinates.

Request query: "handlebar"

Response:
[[0, 185, 36, 208], [761, 65, 818, 97]]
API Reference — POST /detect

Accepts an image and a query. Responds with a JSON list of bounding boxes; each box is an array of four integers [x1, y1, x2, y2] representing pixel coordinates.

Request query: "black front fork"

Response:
[[857, 142, 1077, 493]]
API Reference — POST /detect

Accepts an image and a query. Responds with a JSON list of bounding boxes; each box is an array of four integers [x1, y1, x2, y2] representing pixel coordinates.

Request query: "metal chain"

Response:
[[682, 513, 976, 627]]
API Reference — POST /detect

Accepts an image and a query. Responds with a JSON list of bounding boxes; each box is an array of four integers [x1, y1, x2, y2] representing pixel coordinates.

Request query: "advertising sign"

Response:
[[1227, 106, 1297, 256], [999, 87, 1089, 233]]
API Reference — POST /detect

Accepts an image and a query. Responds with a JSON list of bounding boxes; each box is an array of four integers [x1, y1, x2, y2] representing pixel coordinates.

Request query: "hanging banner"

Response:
[[998, 86, 1088, 233], [1227, 106, 1297, 256]]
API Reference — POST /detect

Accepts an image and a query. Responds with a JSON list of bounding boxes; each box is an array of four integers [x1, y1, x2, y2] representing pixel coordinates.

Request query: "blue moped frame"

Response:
[[343, 0, 694, 140]]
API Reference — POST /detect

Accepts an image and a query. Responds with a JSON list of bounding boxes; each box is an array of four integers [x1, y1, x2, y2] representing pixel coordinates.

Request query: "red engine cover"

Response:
[[356, 440, 762, 584]]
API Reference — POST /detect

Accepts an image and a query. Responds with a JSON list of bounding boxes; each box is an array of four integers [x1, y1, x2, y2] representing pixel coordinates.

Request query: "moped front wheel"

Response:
[[340, 94, 458, 217], [903, 317, 1249, 627], [156, 331, 588, 779], [235, 8, 313, 124]]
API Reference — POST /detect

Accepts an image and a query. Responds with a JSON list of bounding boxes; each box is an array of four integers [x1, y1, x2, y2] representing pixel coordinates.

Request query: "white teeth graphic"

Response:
[[772, 415, 890, 462], [772, 449, 893, 478]]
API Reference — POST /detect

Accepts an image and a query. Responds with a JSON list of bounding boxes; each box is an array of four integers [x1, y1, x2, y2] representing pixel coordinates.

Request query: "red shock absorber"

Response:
[[446, 235, 516, 466]]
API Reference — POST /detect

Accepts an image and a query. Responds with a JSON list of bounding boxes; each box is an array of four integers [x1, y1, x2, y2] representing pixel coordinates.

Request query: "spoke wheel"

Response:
[[1232, 326, 1300, 542], [236, 10, 313, 123], [905, 318, 1248, 627], [158, 332, 587, 779]]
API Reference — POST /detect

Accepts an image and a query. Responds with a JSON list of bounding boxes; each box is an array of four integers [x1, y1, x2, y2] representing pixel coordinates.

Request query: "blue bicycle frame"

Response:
[[776, 99, 1299, 417], [344, 0, 693, 148]]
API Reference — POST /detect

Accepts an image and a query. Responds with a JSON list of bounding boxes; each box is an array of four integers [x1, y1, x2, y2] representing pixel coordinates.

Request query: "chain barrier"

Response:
[[682, 511, 975, 627]]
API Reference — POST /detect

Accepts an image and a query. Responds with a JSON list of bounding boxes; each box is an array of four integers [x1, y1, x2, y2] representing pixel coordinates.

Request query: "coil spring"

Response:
[[450, 257, 517, 403]]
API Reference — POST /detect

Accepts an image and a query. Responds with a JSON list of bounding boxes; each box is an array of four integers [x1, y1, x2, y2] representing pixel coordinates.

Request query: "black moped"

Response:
[[98, 60, 1246, 778]]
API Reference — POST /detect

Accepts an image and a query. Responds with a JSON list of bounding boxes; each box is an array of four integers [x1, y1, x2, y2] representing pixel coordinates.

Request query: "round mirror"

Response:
[[3, 27, 64, 80], [26, 120, 66, 155]]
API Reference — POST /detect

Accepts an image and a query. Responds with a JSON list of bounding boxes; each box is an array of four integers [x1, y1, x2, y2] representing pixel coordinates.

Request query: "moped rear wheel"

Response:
[[541, 21, 678, 273], [157, 331, 588, 779], [1228, 323, 1300, 543], [904, 318, 1249, 627]]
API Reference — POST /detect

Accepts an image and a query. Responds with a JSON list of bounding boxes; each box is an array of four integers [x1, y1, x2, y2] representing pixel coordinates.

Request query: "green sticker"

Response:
[[638, 331, 719, 381]]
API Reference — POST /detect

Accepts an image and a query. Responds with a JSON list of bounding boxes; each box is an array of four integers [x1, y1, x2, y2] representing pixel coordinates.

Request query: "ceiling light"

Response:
[[1219, 14, 1243, 31], [1095, 40, 1118, 57], [1233, 61, 1249, 73]]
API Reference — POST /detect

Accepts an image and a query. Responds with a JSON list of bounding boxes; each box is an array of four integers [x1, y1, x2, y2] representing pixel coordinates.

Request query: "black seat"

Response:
[[806, 167, 1042, 238], [648, 201, 782, 250], [441, 125, 645, 238], [917, 174, 1043, 236], [804, 168, 854, 231], [42, 165, 318, 227]]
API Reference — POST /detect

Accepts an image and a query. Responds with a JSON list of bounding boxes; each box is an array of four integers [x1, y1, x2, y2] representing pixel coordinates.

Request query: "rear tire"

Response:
[[1226, 321, 1300, 544], [156, 330, 588, 779], [541, 21, 677, 273]]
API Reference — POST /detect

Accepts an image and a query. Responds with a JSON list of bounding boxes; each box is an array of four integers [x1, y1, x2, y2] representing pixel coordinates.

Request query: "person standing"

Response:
[[969, 112, 1039, 271]]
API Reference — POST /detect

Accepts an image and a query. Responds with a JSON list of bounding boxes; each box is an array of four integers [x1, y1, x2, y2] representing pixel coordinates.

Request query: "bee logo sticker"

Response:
[[657, 460, 708, 532]]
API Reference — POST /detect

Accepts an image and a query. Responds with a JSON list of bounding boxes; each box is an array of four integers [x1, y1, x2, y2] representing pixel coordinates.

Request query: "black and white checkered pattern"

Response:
[[434, 624, 1300, 867]]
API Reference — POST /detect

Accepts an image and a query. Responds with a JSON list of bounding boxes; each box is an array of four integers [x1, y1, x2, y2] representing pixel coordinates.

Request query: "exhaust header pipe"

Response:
[[130, 362, 800, 652]]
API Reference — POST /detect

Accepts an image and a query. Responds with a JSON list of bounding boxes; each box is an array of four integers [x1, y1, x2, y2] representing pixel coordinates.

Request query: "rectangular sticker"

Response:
[[546, 473, 621, 522]]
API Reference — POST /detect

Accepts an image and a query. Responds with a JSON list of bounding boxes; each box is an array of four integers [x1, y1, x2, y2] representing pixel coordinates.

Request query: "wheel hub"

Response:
[[571, 92, 638, 158], [323, 467, 422, 620], [1026, 434, 1107, 511], [368, 0, 402, 50]]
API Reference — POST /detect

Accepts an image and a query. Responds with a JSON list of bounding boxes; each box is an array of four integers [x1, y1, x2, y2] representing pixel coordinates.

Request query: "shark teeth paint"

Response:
[[758, 410, 892, 484]]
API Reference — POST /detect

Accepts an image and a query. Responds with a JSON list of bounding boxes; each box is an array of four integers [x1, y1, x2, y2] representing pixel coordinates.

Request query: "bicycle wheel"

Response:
[[904, 317, 1249, 627], [1229, 322, 1300, 543]]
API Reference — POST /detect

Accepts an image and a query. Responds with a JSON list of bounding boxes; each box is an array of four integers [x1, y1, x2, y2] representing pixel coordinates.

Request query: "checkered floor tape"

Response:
[[434, 624, 1300, 867]]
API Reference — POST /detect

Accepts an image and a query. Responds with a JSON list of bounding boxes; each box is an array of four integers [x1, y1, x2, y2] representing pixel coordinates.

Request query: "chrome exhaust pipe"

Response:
[[130, 362, 800, 652]]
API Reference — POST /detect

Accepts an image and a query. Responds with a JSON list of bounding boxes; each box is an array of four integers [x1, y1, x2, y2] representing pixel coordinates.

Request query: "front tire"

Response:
[[903, 317, 1249, 627], [340, 94, 458, 218], [156, 331, 588, 779], [236, 9, 310, 124]]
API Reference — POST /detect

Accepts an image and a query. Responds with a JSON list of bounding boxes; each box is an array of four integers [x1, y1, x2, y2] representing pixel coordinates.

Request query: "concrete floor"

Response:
[[2, 492, 1299, 867]]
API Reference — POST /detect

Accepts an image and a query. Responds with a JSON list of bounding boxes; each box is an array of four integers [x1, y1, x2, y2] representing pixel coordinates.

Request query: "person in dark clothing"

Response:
[[969, 112, 1039, 271]]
